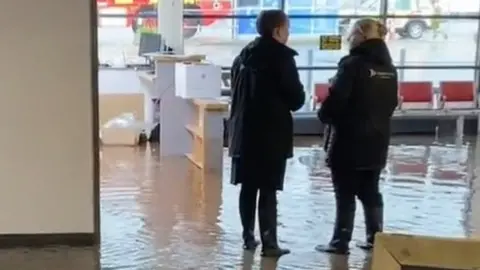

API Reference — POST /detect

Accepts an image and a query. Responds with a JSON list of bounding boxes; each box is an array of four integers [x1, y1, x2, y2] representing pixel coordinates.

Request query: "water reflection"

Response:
[[96, 137, 477, 269], [297, 138, 471, 240]]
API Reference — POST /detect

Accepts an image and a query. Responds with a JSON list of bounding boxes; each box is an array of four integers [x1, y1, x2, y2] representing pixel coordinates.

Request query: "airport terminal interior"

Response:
[[3, 0, 480, 269]]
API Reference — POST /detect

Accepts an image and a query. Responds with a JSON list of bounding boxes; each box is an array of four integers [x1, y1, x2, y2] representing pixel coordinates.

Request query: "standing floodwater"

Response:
[[0, 136, 476, 269], [96, 136, 475, 269]]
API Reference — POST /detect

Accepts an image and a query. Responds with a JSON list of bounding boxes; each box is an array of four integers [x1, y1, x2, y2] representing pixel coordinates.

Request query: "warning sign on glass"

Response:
[[319, 35, 342, 50]]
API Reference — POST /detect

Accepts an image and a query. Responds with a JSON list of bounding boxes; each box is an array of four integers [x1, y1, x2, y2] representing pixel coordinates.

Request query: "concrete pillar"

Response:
[[157, 0, 184, 54], [0, 0, 98, 245]]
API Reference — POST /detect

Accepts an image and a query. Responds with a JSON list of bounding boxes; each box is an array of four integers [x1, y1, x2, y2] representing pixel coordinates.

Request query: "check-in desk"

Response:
[[185, 99, 228, 172], [137, 53, 226, 172]]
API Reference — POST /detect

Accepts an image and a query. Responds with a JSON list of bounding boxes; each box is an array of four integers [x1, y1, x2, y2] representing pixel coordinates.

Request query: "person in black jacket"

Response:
[[228, 9, 305, 257], [315, 18, 398, 254]]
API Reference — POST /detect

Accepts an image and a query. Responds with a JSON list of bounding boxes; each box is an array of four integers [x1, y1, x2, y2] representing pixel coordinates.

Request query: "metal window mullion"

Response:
[[280, 0, 286, 11], [380, 0, 388, 24], [474, 2, 480, 108]]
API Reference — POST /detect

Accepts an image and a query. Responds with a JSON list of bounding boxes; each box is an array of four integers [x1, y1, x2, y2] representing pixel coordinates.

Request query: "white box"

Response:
[[175, 62, 222, 98]]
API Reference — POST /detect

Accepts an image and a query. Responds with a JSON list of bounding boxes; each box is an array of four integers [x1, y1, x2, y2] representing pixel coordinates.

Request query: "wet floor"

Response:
[[1, 136, 479, 269]]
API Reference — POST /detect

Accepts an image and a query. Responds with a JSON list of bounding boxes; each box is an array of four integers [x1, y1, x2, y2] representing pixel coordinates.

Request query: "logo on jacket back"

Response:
[[369, 68, 395, 79]]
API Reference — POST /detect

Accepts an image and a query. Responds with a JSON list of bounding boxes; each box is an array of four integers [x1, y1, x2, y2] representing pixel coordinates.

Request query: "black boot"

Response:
[[356, 206, 383, 251], [242, 222, 259, 250], [315, 203, 355, 255], [239, 186, 259, 250], [258, 190, 290, 257]]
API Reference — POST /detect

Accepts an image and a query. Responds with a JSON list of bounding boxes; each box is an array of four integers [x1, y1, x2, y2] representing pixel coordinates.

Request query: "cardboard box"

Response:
[[372, 233, 480, 270], [99, 93, 144, 126]]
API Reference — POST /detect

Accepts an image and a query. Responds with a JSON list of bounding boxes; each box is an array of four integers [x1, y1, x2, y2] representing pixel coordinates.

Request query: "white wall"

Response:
[[100, 69, 141, 94], [0, 0, 95, 233]]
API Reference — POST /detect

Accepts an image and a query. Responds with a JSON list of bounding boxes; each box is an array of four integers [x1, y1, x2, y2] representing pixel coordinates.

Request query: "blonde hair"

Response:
[[353, 18, 388, 39]]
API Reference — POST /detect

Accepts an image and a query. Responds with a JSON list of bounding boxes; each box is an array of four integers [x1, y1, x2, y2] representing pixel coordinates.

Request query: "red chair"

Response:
[[312, 83, 329, 109], [398, 81, 433, 110], [440, 81, 475, 109]]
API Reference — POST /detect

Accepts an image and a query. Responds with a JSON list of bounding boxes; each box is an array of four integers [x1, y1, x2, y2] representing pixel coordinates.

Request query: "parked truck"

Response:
[[97, 0, 232, 38]]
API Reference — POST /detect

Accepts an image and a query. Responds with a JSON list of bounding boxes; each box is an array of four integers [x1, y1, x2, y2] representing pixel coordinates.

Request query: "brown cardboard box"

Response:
[[372, 233, 480, 270], [99, 93, 144, 126]]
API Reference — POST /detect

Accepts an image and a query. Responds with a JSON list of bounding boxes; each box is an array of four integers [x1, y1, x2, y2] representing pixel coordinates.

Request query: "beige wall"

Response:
[[0, 0, 95, 233]]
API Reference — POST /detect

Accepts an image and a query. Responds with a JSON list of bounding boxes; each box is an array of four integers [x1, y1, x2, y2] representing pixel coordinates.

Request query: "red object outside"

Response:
[[98, 0, 232, 28]]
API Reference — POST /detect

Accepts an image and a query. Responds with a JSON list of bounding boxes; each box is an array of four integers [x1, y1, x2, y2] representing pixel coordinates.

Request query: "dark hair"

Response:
[[256, 9, 288, 37]]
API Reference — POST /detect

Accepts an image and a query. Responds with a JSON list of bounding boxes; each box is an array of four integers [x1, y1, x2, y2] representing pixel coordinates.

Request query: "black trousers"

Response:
[[331, 169, 383, 211]]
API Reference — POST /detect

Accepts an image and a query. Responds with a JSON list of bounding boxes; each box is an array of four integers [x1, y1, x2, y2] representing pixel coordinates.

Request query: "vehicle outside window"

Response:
[[97, 0, 232, 39], [388, 0, 434, 39]]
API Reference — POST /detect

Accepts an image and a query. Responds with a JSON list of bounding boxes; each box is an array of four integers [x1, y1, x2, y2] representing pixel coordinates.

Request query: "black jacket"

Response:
[[228, 37, 305, 160], [318, 39, 398, 170]]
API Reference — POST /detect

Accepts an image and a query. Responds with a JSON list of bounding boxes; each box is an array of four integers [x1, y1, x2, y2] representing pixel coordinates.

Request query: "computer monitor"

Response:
[[138, 32, 163, 57]]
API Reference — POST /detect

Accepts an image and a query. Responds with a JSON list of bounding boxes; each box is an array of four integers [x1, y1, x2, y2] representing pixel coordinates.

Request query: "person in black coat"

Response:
[[315, 18, 398, 254], [228, 9, 305, 257]]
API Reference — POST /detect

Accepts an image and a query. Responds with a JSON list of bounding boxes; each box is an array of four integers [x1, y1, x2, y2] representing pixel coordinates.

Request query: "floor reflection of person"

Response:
[[316, 18, 398, 254], [228, 9, 306, 257]]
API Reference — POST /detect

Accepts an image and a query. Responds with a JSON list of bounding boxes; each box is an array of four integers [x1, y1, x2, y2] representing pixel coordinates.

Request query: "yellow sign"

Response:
[[115, 0, 134, 4], [319, 35, 342, 50]]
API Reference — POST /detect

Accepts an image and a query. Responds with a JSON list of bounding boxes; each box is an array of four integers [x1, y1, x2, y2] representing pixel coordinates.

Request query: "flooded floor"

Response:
[[1, 136, 480, 269]]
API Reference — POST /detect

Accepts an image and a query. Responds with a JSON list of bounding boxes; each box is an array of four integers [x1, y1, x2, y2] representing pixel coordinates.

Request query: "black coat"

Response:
[[318, 39, 398, 170], [228, 37, 305, 187]]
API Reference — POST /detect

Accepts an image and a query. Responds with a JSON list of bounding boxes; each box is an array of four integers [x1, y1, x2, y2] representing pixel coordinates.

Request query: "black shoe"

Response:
[[260, 230, 290, 257], [356, 206, 383, 251], [315, 242, 349, 255], [243, 238, 260, 250], [316, 203, 355, 255], [261, 246, 291, 257], [242, 227, 259, 251], [356, 241, 373, 250]]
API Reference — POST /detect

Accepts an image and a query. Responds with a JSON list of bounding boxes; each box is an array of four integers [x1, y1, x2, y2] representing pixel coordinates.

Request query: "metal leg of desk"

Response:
[[477, 114, 480, 133], [456, 115, 465, 144]]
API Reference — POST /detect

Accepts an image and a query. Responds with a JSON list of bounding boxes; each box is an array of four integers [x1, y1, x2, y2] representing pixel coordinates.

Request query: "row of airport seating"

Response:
[[312, 81, 476, 110]]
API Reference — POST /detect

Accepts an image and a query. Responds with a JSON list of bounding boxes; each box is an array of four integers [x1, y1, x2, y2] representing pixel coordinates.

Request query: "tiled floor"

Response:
[[1, 136, 478, 269]]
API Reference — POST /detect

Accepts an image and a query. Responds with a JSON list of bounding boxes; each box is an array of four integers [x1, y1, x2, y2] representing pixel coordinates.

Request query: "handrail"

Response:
[[98, 13, 480, 20], [99, 65, 480, 70], [222, 65, 480, 71]]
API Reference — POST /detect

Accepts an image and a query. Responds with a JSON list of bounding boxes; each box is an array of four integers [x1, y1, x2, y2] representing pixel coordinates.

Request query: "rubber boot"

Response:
[[315, 203, 355, 255], [356, 206, 383, 251], [258, 190, 290, 257], [239, 187, 259, 250], [242, 219, 259, 250]]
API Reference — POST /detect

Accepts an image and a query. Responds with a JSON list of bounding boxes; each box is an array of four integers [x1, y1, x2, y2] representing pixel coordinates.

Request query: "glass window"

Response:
[[394, 0, 411, 10], [237, 0, 260, 7], [97, 0, 480, 79], [299, 69, 337, 112], [337, 0, 381, 15], [385, 19, 478, 66], [387, 0, 478, 14], [297, 68, 476, 112], [399, 68, 475, 87], [186, 18, 351, 66]]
